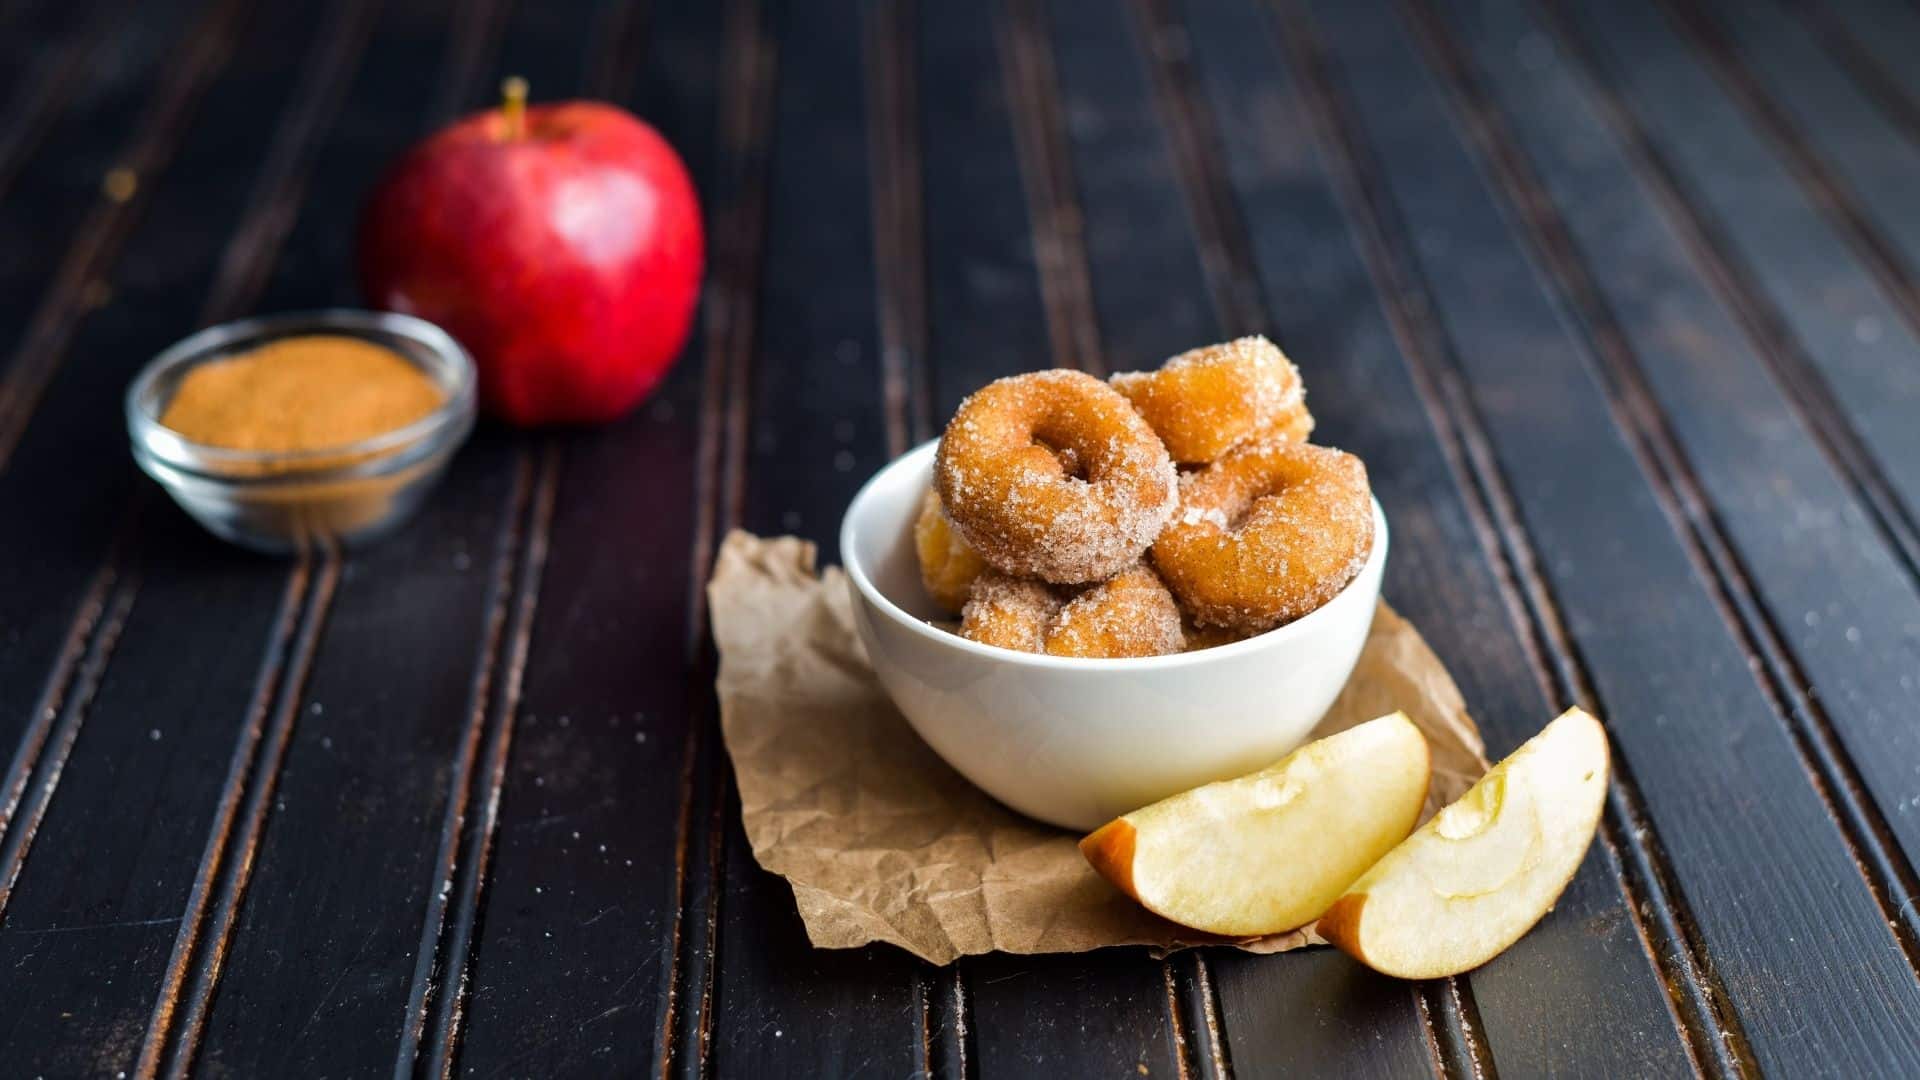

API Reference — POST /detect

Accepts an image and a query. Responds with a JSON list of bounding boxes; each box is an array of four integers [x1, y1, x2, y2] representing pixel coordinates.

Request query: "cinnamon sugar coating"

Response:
[[1152, 439, 1373, 632], [1045, 563, 1184, 658], [959, 564, 1183, 659], [1110, 336, 1313, 464], [936, 370, 1177, 584], [959, 571, 1058, 653], [914, 488, 987, 613]]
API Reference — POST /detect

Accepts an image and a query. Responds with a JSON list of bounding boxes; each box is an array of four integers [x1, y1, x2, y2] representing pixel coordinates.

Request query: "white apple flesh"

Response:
[[1317, 707, 1610, 979], [1080, 713, 1431, 937]]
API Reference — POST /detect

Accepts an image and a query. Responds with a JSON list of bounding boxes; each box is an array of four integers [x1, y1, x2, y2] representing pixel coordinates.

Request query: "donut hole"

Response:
[[1026, 406, 1101, 482], [1032, 435, 1086, 481]]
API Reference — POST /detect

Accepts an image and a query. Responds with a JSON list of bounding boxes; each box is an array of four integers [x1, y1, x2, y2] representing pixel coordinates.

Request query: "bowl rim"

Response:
[[840, 438, 1389, 672], [125, 308, 477, 484]]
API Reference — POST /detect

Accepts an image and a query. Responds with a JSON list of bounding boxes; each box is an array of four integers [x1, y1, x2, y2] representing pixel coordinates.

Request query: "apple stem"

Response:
[[502, 76, 528, 140]]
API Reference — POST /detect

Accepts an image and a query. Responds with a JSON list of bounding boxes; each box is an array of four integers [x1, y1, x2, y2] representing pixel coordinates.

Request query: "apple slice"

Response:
[[1317, 707, 1610, 979], [1080, 713, 1430, 937]]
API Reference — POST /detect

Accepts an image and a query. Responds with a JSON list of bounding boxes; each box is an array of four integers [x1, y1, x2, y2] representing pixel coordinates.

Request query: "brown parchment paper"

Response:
[[708, 531, 1490, 964]]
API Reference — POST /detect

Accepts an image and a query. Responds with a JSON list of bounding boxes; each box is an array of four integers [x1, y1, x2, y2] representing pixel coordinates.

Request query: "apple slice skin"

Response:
[[1080, 819, 1138, 898], [1080, 713, 1431, 937], [1318, 708, 1610, 980]]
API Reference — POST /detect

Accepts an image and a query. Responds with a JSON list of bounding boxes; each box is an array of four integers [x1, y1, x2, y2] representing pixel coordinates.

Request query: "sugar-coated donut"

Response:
[[1153, 439, 1373, 631], [915, 488, 986, 613], [959, 571, 1058, 653], [936, 370, 1178, 584], [1263, 406, 1315, 447], [1046, 563, 1184, 658], [1110, 336, 1313, 464], [959, 565, 1184, 659]]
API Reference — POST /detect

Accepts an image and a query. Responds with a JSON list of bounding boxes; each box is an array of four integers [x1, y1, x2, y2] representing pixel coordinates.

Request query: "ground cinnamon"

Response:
[[160, 334, 444, 452]]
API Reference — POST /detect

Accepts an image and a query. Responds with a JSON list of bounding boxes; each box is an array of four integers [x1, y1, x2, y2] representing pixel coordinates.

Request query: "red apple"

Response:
[[358, 79, 703, 425]]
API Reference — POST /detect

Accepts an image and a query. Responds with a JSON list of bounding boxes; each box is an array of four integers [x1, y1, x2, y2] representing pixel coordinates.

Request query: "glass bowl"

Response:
[[126, 309, 477, 554]]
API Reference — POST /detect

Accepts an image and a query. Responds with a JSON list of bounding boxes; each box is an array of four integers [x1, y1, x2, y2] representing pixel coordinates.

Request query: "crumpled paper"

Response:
[[709, 531, 1488, 964]]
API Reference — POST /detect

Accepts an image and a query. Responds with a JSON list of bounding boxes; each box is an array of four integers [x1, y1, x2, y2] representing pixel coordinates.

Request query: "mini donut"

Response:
[[1153, 439, 1373, 632], [1110, 336, 1314, 464], [960, 565, 1184, 659], [1046, 563, 1184, 659], [1263, 405, 1315, 447], [915, 488, 986, 612], [959, 571, 1058, 652], [936, 369, 1178, 584]]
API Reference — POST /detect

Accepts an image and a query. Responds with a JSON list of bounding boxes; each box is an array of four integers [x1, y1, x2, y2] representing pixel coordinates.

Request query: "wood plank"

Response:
[[1175, 0, 1697, 1074], [1791, 0, 1920, 148], [653, 1, 777, 1072], [0, 0, 213, 779], [0, 529, 290, 1077], [1544, 0, 1920, 565], [706, 3, 925, 1076], [0, 2, 395, 1070], [919, 0, 1050, 420], [452, 3, 727, 1075], [0, 0, 254, 467], [999, 0, 1104, 373], [737, 0, 895, 565], [1438, 0, 1920, 970], [184, 441, 517, 1074], [0, 0, 198, 325], [167, 2, 609, 1073], [1045, 0, 1214, 369], [1295, 0, 1920, 1072], [1682, 0, 1920, 327], [1825, 0, 1920, 109], [867, 0, 932, 453], [0, 0, 125, 200]]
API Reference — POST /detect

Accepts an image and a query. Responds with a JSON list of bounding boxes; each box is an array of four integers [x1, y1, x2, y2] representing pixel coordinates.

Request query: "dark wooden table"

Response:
[[4, 0, 1920, 1074]]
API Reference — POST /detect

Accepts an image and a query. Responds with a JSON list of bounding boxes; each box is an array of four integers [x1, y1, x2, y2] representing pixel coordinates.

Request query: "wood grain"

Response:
[[1296, 0, 1920, 1072], [1179, 0, 1698, 1073], [1543, 0, 1920, 569], [919, 0, 1051, 416], [161, 2, 586, 1072], [1430, 0, 1920, 975], [868, 4, 971, 1070], [0, 0, 207, 806], [450, 4, 729, 1076], [866, 0, 933, 454], [0, 0, 254, 466], [998, 0, 1105, 374], [0, 2, 393, 1073], [1784, 0, 1920, 149], [1674, 0, 1920, 343], [657, 1, 778, 1073], [3, 0, 1920, 1074], [0, 0, 142, 205]]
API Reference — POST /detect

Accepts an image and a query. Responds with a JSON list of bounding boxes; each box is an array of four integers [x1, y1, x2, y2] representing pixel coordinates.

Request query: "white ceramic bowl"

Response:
[[840, 440, 1388, 830]]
